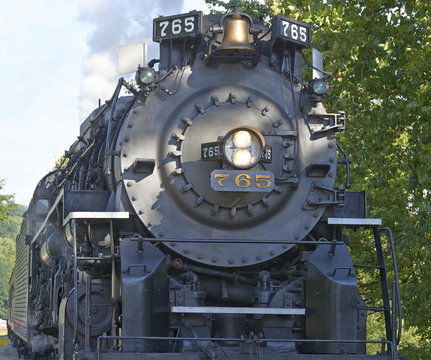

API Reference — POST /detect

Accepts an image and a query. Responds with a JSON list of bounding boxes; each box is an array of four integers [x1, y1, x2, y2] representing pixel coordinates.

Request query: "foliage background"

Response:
[[0, 181, 23, 320], [206, 0, 430, 358]]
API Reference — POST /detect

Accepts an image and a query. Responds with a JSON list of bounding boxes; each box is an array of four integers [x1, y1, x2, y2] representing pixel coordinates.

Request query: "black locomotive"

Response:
[[8, 8, 404, 360]]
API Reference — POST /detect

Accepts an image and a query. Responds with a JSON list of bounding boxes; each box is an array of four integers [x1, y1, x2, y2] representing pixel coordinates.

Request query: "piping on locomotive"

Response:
[[8, 8, 405, 360]]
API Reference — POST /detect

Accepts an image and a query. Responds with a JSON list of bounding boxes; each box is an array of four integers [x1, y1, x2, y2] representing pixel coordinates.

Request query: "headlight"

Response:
[[223, 127, 264, 169], [233, 130, 252, 148], [232, 149, 252, 167]]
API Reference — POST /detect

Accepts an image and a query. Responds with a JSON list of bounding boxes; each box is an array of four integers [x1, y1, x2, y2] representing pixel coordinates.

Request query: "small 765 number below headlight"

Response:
[[223, 127, 264, 169]]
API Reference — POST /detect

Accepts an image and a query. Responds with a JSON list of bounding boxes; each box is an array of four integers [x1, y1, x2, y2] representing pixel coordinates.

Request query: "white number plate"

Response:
[[153, 11, 202, 42], [274, 15, 311, 48], [201, 142, 221, 160]]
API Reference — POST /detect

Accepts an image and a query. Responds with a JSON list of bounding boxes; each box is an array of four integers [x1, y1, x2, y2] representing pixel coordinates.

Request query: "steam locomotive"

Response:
[[8, 8, 404, 360]]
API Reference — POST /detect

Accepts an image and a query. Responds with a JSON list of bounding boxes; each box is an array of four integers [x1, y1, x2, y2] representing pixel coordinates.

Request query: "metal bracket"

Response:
[[302, 183, 345, 210], [327, 267, 356, 279], [261, 130, 298, 137], [306, 111, 345, 138], [122, 264, 148, 274]]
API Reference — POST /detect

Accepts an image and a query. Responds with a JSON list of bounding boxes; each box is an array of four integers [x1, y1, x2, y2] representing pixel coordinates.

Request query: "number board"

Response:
[[201, 142, 221, 161], [153, 11, 202, 42], [262, 145, 272, 163], [211, 170, 275, 193], [272, 15, 311, 48]]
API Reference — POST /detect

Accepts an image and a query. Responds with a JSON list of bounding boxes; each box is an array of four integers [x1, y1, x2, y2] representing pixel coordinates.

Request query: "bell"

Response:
[[216, 15, 255, 54]]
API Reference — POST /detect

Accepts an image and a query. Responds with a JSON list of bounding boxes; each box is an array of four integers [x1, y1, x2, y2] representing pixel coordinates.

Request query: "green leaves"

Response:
[[0, 179, 16, 220], [207, 0, 431, 354], [0, 237, 15, 319], [0, 181, 21, 319], [206, 0, 274, 22]]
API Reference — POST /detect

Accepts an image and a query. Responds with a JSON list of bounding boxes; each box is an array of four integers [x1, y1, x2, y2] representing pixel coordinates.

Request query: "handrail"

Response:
[[123, 235, 345, 245], [328, 221, 403, 353], [95, 334, 396, 360], [378, 227, 402, 346]]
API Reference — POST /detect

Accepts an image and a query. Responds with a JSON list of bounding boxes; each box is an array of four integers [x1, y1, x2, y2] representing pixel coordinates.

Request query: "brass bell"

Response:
[[216, 14, 255, 54]]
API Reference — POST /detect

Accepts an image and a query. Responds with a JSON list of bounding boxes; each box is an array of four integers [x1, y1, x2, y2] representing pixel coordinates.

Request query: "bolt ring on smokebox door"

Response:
[[120, 78, 337, 268]]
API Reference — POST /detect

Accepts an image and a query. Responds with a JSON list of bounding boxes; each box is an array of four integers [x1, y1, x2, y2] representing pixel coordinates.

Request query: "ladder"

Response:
[[328, 218, 403, 354]]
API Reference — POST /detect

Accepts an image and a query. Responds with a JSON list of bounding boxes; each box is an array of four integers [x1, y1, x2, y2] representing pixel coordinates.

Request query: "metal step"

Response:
[[328, 218, 382, 226], [171, 306, 306, 315]]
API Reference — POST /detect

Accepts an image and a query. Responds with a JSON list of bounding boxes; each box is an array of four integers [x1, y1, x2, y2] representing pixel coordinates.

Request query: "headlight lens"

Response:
[[135, 67, 156, 87], [307, 78, 328, 96], [233, 130, 252, 148], [232, 149, 252, 167], [139, 69, 155, 84], [223, 128, 264, 169]]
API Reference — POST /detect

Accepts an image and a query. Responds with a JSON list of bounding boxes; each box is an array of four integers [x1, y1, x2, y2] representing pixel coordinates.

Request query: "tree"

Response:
[[0, 204, 26, 239], [0, 179, 18, 319], [0, 179, 16, 220], [0, 237, 15, 319], [207, 1, 430, 358]]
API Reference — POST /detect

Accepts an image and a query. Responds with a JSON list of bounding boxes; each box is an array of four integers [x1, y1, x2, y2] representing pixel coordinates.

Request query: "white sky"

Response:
[[0, 0, 209, 206]]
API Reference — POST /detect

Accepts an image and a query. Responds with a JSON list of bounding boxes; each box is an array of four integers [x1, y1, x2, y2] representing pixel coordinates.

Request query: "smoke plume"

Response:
[[78, 0, 186, 121]]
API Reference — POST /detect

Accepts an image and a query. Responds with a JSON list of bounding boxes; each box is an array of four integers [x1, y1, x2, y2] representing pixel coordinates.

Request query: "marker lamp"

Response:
[[136, 67, 156, 86], [307, 78, 328, 96]]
